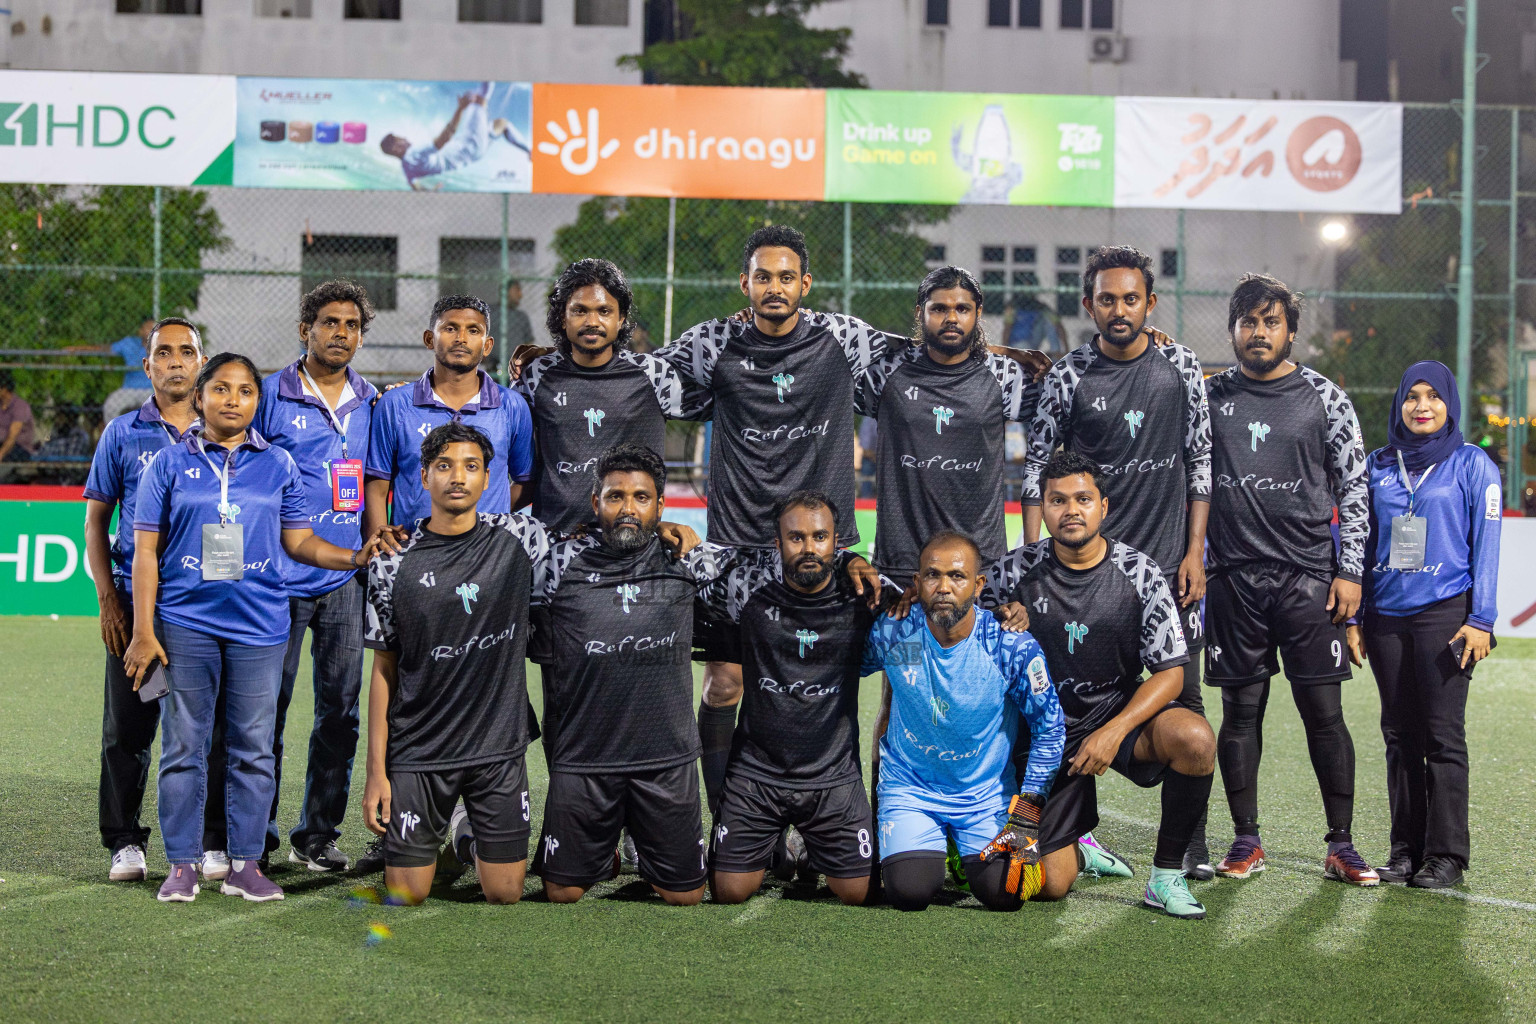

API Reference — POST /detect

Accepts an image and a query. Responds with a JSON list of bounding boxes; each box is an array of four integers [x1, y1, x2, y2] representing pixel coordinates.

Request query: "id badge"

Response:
[[202, 523, 245, 581], [330, 458, 364, 512], [1389, 515, 1427, 570]]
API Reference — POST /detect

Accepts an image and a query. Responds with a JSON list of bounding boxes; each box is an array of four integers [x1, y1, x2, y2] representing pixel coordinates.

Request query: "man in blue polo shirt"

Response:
[[364, 294, 533, 533], [254, 280, 381, 872], [83, 317, 229, 883]]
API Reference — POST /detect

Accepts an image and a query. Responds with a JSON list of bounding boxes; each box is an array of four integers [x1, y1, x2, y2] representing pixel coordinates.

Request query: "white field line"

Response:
[[732, 887, 783, 924]]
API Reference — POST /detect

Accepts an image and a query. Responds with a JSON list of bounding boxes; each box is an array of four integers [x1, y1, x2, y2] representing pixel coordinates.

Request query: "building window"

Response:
[[1012, 245, 1036, 265], [981, 245, 1007, 264], [982, 269, 1006, 287], [1089, 0, 1113, 30], [926, 0, 949, 26], [117, 0, 200, 12], [1012, 269, 1040, 288], [924, 244, 947, 263], [1160, 248, 1180, 281], [575, 0, 626, 25], [1056, 271, 1081, 318], [345, 0, 399, 17], [1055, 246, 1081, 265], [987, 0, 1009, 27], [1018, 0, 1042, 28], [459, 0, 540, 22], [255, 0, 310, 15], [303, 235, 398, 311], [439, 237, 535, 304], [1059, 0, 1083, 28]]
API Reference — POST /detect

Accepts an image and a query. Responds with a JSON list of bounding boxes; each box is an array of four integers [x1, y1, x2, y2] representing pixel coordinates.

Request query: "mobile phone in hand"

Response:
[[138, 661, 169, 703], [1448, 635, 1468, 664]]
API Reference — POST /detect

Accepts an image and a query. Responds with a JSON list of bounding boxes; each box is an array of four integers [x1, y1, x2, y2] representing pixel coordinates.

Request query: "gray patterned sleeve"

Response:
[[1303, 368, 1370, 582], [363, 534, 413, 651], [855, 347, 916, 417], [979, 540, 1050, 609], [822, 311, 903, 377], [1020, 350, 1088, 504], [657, 318, 734, 420], [1165, 344, 1212, 500], [985, 352, 1040, 422], [512, 352, 559, 406], [1109, 542, 1189, 670], [627, 352, 687, 419], [699, 560, 779, 622], [682, 541, 739, 585]]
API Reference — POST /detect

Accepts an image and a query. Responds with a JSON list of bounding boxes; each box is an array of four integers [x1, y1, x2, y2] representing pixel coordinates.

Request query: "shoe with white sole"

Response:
[[156, 864, 200, 902], [199, 849, 231, 881], [110, 844, 148, 882], [289, 840, 350, 873], [221, 859, 284, 902]]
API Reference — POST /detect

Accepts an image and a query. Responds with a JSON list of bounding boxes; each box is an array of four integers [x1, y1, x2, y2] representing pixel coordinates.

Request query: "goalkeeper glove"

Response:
[[979, 792, 1046, 898]]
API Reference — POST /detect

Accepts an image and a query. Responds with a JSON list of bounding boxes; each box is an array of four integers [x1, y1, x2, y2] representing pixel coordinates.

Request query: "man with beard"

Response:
[[856, 265, 1036, 581], [1203, 274, 1378, 886], [254, 280, 380, 872], [512, 259, 687, 532], [364, 295, 533, 533], [530, 443, 736, 905], [982, 450, 1216, 918], [864, 531, 1065, 912], [1019, 245, 1215, 877], [83, 318, 226, 883], [699, 490, 883, 906]]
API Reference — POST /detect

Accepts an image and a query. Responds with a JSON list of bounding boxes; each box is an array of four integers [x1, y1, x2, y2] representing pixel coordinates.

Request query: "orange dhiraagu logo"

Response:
[[1285, 116, 1362, 193], [531, 83, 825, 200]]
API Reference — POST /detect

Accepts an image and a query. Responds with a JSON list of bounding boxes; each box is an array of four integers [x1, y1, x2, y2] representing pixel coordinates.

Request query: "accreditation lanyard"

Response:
[[195, 433, 238, 525], [301, 365, 364, 512], [1395, 449, 1436, 517], [195, 434, 245, 580], [1389, 450, 1434, 570], [299, 364, 354, 459]]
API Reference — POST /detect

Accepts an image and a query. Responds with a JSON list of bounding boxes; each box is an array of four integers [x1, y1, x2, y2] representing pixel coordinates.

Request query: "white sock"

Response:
[[230, 859, 247, 871]]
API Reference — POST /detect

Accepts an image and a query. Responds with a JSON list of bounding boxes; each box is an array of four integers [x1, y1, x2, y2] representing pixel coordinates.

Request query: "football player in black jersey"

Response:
[[984, 450, 1216, 918], [700, 490, 882, 906]]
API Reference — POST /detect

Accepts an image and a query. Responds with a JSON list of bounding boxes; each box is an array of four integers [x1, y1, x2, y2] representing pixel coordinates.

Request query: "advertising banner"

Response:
[[824, 90, 1113, 206], [0, 70, 234, 187], [531, 83, 825, 200], [1114, 97, 1403, 213], [0, 498, 99, 616], [234, 78, 533, 192]]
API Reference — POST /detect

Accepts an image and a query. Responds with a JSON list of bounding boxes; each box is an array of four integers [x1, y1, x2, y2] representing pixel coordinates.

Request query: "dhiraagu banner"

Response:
[[823, 90, 1113, 206], [0, 497, 99, 616]]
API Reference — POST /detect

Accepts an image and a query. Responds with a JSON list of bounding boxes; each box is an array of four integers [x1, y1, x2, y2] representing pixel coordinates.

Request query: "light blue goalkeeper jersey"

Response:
[[862, 608, 1065, 811]]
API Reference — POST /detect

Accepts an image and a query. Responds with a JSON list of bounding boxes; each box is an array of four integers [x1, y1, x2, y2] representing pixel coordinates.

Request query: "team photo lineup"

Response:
[[89, 224, 1502, 920]]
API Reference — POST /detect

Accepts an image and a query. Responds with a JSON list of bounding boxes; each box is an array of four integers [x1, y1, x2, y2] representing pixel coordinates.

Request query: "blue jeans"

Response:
[[269, 575, 365, 853], [157, 620, 287, 864]]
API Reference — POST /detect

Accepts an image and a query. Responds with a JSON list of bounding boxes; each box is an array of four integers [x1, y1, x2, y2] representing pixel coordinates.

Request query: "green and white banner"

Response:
[[0, 498, 99, 617], [0, 70, 235, 186], [823, 90, 1114, 206]]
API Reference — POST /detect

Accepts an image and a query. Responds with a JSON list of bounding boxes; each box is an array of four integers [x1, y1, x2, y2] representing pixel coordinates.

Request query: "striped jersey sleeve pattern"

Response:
[[364, 524, 423, 649], [1020, 345, 1095, 503], [618, 350, 687, 418], [681, 541, 738, 585], [986, 351, 1038, 423], [511, 352, 561, 406], [853, 345, 914, 416], [979, 538, 1051, 609], [818, 311, 898, 378], [481, 512, 561, 596], [657, 318, 734, 419], [1300, 366, 1370, 581], [530, 532, 601, 601], [700, 555, 783, 623], [1107, 540, 1189, 670], [1157, 343, 1213, 500]]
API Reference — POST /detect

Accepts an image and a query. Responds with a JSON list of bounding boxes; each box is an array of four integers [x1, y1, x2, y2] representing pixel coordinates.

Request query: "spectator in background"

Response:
[[0, 370, 39, 474], [35, 409, 94, 461], [504, 279, 535, 352], [68, 319, 156, 422]]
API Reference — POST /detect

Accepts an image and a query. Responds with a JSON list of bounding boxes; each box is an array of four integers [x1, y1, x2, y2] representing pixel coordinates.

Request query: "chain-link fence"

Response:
[[4, 103, 1533, 500]]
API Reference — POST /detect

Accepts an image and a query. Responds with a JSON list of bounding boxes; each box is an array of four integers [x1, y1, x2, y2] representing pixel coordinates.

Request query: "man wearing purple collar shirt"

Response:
[[363, 294, 533, 533], [253, 281, 381, 872]]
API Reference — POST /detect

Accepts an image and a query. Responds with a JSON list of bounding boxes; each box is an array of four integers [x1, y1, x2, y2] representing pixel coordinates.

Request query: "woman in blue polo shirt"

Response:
[[125, 353, 392, 904], [1346, 360, 1500, 892]]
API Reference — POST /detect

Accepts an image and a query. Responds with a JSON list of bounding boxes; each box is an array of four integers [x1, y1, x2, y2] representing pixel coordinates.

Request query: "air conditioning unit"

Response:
[[1087, 33, 1128, 63]]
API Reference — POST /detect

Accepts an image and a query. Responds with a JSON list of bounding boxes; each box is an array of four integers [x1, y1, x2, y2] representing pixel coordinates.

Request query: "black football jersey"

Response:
[[1022, 336, 1211, 577], [538, 535, 733, 773], [699, 552, 877, 789], [658, 311, 895, 549], [981, 538, 1187, 744], [1205, 365, 1368, 582], [364, 514, 555, 772], [513, 350, 685, 533], [858, 347, 1035, 579]]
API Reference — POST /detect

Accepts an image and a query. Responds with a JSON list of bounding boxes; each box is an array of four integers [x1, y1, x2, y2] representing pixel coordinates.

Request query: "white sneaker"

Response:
[[199, 850, 231, 881], [109, 845, 148, 881]]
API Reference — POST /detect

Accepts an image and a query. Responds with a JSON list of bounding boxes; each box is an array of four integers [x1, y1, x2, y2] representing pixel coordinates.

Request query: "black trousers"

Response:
[[1364, 593, 1474, 870], [99, 587, 227, 853]]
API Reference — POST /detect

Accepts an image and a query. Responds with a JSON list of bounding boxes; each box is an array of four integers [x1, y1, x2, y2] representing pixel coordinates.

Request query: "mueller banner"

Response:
[[234, 78, 533, 192], [1113, 97, 1403, 213], [530, 83, 825, 200], [0, 70, 235, 187], [823, 90, 1113, 206]]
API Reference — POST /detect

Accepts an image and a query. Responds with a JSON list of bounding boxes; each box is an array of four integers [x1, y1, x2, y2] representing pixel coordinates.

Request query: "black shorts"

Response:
[[533, 762, 706, 892], [1204, 564, 1352, 686], [1038, 721, 1166, 857], [385, 755, 531, 868], [709, 773, 873, 879]]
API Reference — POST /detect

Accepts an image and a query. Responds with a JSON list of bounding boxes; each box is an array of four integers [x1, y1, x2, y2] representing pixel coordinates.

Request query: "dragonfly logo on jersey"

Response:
[[583, 407, 606, 436], [1064, 621, 1089, 653], [617, 583, 640, 613], [1248, 421, 1271, 451], [932, 405, 955, 434], [795, 629, 819, 657], [1124, 409, 1145, 438], [930, 694, 950, 724], [772, 372, 795, 403], [456, 581, 480, 614]]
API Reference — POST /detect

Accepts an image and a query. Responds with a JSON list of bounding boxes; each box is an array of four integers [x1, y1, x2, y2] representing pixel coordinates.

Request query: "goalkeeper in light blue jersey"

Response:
[[862, 531, 1065, 911]]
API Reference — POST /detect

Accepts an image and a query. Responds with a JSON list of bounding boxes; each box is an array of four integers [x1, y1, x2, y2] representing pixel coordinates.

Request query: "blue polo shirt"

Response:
[[133, 430, 310, 647], [365, 369, 533, 527], [82, 398, 201, 587], [255, 360, 379, 599]]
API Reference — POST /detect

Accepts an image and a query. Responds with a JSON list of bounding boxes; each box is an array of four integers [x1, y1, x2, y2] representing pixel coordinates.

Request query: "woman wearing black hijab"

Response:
[[1346, 360, 1501, 889]]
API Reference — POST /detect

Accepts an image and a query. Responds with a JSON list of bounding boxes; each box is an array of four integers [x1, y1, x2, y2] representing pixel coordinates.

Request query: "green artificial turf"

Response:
[[1, 616, 1533, 1023]]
